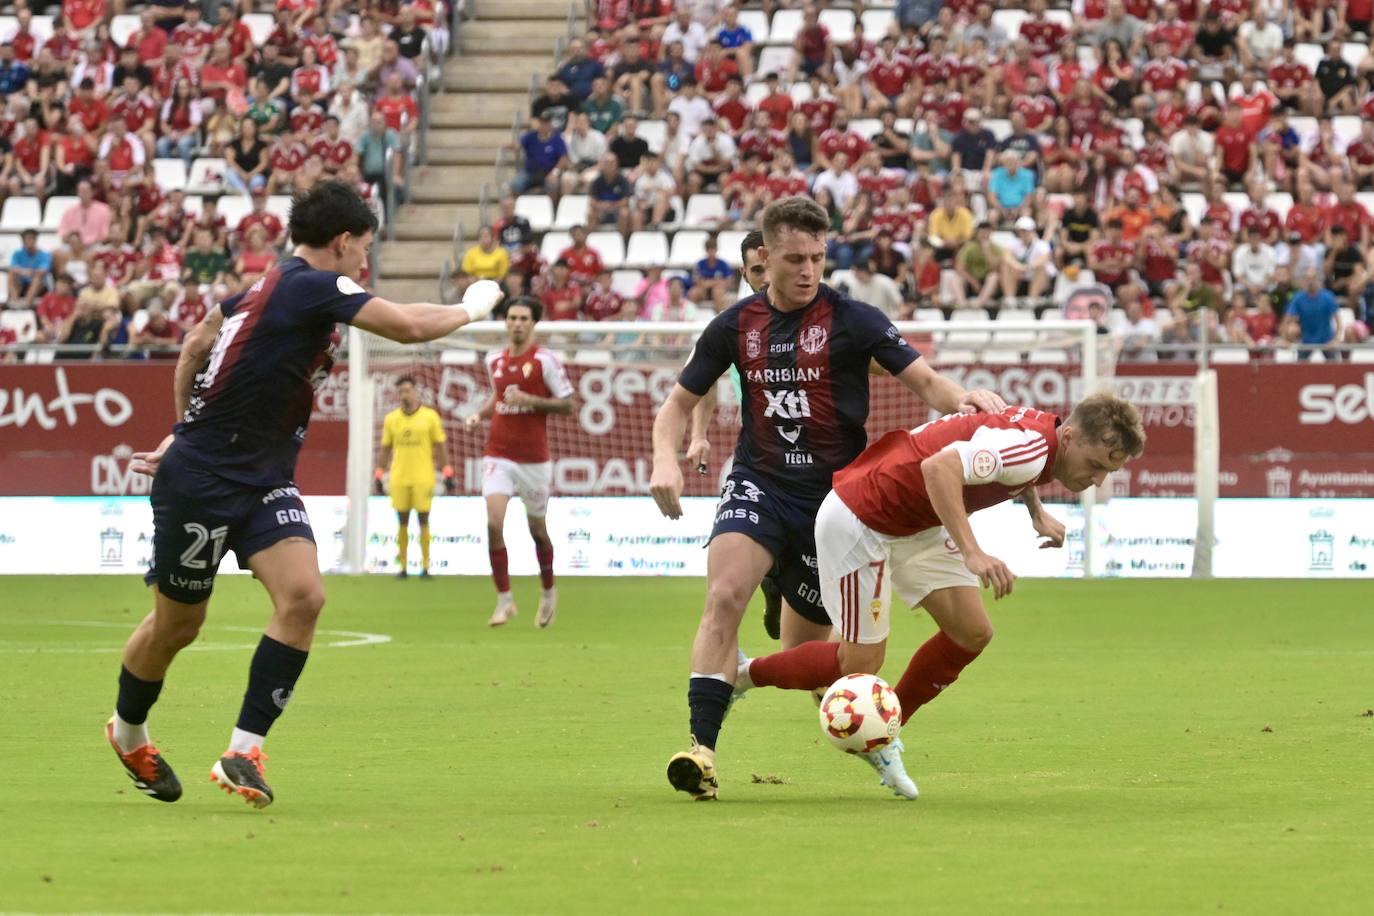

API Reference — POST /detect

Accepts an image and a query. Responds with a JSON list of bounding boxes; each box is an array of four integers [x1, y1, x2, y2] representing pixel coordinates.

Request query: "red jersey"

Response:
[[1359, 92, 1374, 124], [155, 61, 199, 101], [833, 407, 1061, 538], [912, 51, 957, 86], [1012, 94, 1057, 131], [1269, 62, 1312, 92], [172, 23, 215, 59], [1019, 18, 1068, 59], [737, 126, 787, 162], [867, 52, 914, 98], [172, 288, 209, 328], [110, 93, 157, 132], [557, 245, 604, 283], [694, 56, 739, 93], [1325, 201, 1369, 239], [64, 0, 105, 31], [483, 346, 575, 465], [540, 282, 582, 320], [1149, 20, 1195, 57], [68, 95, 107, 133], [817, 128, 870, 162], [1140, 237, 1178, 284], [713, 95, 750, 133], [146, 241, 183, 280], [1347, 138, 1374, 168], [37, 291, 76, 327], [269, 141, 307, 174], [291, 64, 329, 98], [1089, 239, 1134, 284], [766, 171, 808, 199], [12, 31, 36, 62], [799, 96, 839, 133], [1141, 58, 1190, 93], [1063, 98, 1101, 137], [1187, 238, 1231, 284], [1238, 207, 1282, 242], [96, 244, 141, 284], [311, 137, 354, 170], [1235, 90, 1276, 139], [215, 21, 253, 59], [288, 104, 326, 134], [237, 211, 284, 245], [374, 94, 418, 131], [581, 285, 624, 321], [1215, 125, 1252, 174], [130, 27, 167, 64], [757, 92, 794, 131]]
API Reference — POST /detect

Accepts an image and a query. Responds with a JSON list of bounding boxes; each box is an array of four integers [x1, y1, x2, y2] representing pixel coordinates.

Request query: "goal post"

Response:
[[343, 318, 1102, 575]]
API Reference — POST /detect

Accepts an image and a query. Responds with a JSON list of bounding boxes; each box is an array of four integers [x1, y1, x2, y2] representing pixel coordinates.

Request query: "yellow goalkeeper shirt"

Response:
[[382, 406, 446, 487]]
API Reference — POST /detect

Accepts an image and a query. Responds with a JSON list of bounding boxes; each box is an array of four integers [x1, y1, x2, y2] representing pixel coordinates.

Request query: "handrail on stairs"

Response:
[[452, 220, 465, 269], [478, 183, 493, 228], [439, 259, 453, 304]]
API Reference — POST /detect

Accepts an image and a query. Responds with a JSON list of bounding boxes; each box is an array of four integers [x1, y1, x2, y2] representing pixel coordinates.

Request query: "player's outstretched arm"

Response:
[[650, 383, 704, 520], [921, 450, 1016, 598], [894, 359, 1007, 416], [352, 280, 504, 344]]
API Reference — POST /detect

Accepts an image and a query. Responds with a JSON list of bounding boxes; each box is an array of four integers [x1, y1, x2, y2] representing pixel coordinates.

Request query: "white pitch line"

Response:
[[0, 619, 391, 654]]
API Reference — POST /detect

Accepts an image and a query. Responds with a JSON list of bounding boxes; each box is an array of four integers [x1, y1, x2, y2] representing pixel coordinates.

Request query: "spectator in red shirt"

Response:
[[581, 269, 627, 321], [64, 0, 107, 36], [1214, 108, 1256, 186], [755, 71, 794, 130], [172, 5, 214, 64], [129, 10, 168, 66], [156, 77, 203, 167], [237, 188, 285, 247], [558, 225, 606, 284], [1324, 183, 1371, 248], [311, 115, 355, 174], [7, 116, 51, 203], [539, 260, 584, 320], [235, 225, 276, 285], [694, 40, 739, 94], [200, 40, 248, 103], [213, 3, 254, 64], [1089, 219, 1134, 290], [291, 44, 332, 103], [36, 275, 78, 342], [1269, 41, 1322, 116], [375, 72, 420, 135], [790, 5, 832, 81]]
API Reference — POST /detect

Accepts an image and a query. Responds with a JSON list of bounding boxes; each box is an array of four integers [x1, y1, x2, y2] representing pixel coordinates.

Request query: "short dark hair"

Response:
[[288, 180, 378, 247], [761, 197, 828, 246], [498, 295, 543, 322], [741, 229, 764, 262], [395, 375, 416, 388]]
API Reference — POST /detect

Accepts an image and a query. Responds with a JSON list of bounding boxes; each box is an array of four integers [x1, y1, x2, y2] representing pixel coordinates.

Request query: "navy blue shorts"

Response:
[[709, 468, 827, 625], [144, 444, 315, 604]]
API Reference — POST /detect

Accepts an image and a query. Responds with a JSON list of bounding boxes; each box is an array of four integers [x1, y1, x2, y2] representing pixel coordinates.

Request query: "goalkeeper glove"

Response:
[[442, 465, 457, 495], [461, 279, 504, 322], [373, 467, 385, 495]]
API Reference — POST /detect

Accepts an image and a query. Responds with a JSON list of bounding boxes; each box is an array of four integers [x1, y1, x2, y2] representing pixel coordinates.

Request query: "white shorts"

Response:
[[481, 457, 553, 517], [816, 490, 980, 645]]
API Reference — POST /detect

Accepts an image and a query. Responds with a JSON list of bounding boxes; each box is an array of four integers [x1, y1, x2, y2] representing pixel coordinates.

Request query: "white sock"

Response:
[[111, 712, 149, 754], [228, 727, 266, 755], [541, 586, 555, 597]]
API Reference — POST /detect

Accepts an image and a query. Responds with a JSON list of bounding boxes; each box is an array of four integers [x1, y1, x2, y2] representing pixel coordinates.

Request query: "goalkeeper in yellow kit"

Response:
[[376, 376, 451, 577]]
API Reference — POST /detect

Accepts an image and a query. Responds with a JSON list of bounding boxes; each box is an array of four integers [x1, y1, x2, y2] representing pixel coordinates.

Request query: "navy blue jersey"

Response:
[[678, 284, 919, 501], [175, 257, 373, 487]]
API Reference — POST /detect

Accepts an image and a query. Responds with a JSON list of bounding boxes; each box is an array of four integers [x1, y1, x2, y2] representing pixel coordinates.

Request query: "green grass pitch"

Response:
[[2, 575, 1372, 914]]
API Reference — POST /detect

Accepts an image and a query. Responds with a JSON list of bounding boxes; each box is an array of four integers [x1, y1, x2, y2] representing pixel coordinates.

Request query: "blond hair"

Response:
[[1067, 392, 1146, 459]]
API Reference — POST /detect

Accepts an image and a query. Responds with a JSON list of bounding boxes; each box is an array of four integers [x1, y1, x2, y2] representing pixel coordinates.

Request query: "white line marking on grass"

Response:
[[0, 619, 391, 654]]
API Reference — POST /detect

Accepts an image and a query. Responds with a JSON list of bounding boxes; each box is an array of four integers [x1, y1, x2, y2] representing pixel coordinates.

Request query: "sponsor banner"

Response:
[[3, 496, 1372, 579], [3, 362, 1373, 496]]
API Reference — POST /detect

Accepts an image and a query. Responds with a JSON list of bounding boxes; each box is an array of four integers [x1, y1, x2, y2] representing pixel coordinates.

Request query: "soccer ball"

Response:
[[818, 674, 902, 755]]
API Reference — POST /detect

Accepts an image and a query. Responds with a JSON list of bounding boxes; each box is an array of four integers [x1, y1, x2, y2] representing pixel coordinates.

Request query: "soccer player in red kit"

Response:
[[464, 297, 575, 629], [734, 394, 1146, 798]]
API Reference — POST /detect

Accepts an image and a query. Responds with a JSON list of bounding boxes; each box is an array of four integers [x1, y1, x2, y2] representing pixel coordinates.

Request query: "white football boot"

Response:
[[860, 738, 919, 800], [536, 587, 557, 628], [488, 594, 517, 627]]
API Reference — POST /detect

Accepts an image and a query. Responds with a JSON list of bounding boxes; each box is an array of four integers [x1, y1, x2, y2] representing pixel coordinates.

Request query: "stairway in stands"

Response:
[[373, 0, 578, 304]]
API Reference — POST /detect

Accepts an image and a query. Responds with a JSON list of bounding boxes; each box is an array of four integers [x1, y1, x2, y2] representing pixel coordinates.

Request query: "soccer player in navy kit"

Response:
[[106, 182, 505, 808], [650, 197, 1005, 800]]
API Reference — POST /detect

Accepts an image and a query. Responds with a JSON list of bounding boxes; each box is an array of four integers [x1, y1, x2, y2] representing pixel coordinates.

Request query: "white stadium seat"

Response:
[[585, 230, 626, 269], [715, 230, 748, 267], [0, 197, 41, 233], [818, 9, 855, 43], [668, 230, 709, 268], [757, 46, 792, 79], [553, 194, 589, 230], [216, 195, 253, 231], [636, 120, 667, 155], [993, 308, 1038, 346], [735, 10, 769, 44], [515, 195, 554, 233], [185, 158, 228, 195], [40, 197, 79, 232], [0, 308, 36, 343], [860, 9, 895, 38], [768, 9, 803, 44], [625, 231, 669, 267], [242, 13, 275, 47], [110, 14, 140, 46], [945, 308, 992, 348], [991, 10, 1027, 38], [153, 158, 188, 192], [683, 194, 726, 228], [29, 14, 53, 43], [610, 269, 644, 297], [539, 230, 572, 264]]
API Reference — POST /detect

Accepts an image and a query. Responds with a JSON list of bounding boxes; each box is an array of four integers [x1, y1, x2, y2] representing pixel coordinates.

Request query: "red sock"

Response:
[[894, 632, 982, 724], [489, 548, 510, 592], [535, 543, 554, 589], [749, 641, 842, 690]]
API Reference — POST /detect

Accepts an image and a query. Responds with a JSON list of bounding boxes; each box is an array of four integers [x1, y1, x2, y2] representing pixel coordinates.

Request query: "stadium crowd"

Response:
[[0, 0, 440, 359], [458, 0, 1374, 359]]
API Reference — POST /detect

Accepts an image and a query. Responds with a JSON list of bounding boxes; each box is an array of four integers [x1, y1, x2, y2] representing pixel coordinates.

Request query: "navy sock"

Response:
[[116, 665, 163, 725], [236, 635, 309, 736], [687, 677, 734, 750]]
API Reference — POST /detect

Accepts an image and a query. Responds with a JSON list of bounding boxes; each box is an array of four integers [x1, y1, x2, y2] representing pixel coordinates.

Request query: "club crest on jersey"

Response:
[[746, 328, 762, 359], [972, 449, 997, 478], [522, 362, 534, 377], [799, 325, 828, 354]]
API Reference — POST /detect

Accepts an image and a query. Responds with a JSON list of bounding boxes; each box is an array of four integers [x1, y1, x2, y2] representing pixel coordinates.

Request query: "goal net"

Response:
[[343, 318, 1105, 576]]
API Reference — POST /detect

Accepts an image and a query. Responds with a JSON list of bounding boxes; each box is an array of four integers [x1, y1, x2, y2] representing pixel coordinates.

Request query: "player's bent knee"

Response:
[[276, 582, 326, 623], [704, 578, 755, 621], [951, 623, 993, 653]]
